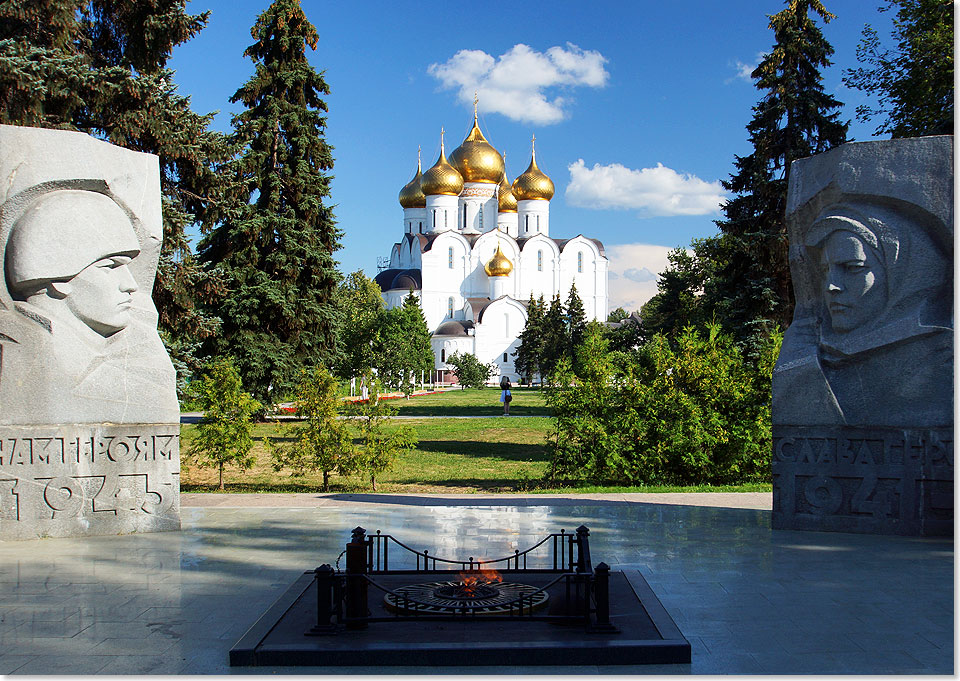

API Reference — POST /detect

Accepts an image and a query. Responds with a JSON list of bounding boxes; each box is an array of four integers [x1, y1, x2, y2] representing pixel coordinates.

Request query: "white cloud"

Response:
[[428, 43, 609, 125], [566, 159, 726, 217], [727, 52, 766, 84], [623, 267, 657, 283], [606, 243, 682, 313]]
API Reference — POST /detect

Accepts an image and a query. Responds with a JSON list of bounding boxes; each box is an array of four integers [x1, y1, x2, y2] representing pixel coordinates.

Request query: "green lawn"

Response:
[[387, 386, 551, 417], [180, 408, 771, 494], [180, 417, 553, 493]]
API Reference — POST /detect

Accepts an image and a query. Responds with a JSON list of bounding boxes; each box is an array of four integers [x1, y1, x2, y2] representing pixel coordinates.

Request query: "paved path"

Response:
[[183, 491, 774, 510], [0, 493, 951, 675]]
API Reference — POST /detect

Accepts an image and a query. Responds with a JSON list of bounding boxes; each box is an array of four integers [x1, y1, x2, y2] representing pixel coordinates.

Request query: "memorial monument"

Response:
[[772, 135, 953, 536], [0, 125, 181, 540]]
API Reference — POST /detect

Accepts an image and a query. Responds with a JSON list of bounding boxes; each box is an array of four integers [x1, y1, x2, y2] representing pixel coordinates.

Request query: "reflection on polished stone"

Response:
[[0, 500, 952, 674]]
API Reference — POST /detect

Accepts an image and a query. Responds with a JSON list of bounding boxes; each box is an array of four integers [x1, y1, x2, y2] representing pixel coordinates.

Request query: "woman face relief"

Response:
[[820, 231, 887, 333]]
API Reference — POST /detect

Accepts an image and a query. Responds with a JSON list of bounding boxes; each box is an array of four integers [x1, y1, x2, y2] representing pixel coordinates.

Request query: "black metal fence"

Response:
[[307, 525, 618, 635]]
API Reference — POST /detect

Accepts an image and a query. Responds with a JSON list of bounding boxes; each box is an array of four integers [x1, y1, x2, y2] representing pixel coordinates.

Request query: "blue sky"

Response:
[[170, 0, 894, 313]]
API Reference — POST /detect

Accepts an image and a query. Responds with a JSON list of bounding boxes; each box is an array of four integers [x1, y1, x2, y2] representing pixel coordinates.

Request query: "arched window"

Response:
[[444, 209, 448, 228], [448, 247, 454, 269], [432, 209, 437, 230], [418, 221, 423, 233], [577, 251, 583, 273], [503, 352, 508, 362], [478, 206, 483, 231], [441, 349, 446, 363], [537, 250, 543, 271], [463, 204, 467, 230], [524, 215, 529, 233], [448, 297, 454, 318], [536, 215, 540, 232]]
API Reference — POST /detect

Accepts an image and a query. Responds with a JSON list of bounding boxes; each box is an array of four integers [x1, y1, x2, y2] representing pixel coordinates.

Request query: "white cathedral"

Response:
[[375, 108, 609, 383]]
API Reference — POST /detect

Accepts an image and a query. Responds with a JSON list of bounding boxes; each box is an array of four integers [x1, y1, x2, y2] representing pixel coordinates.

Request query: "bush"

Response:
[[188, 359, 262, 490], [446, 351, 494, 389], [546, 323, 781, 486]]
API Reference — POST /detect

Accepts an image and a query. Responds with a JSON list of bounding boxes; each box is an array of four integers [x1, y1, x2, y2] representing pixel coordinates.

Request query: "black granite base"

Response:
[[230, 570, 690, 667]]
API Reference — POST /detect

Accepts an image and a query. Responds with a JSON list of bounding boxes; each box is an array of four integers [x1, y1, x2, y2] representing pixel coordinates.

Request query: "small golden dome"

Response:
[[512, 136, 554, 201], [421, 133, 464, 197], [497, 172, 517, 213], [449, 112, 504, 184], [398, 152, 426, 208], [484, 243, 514, 277]]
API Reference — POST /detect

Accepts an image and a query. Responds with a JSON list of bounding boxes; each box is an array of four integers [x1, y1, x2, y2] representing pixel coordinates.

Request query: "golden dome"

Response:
[[512, 136, 554, 201], [421, 132, 464, 197], [497, 171, 517, 213], [449, 111, 504, 184], [398, 151, 426, 208], [484, 243, 514, 277]]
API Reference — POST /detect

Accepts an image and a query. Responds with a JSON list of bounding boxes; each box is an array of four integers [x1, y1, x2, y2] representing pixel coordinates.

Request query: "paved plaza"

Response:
[[0, 492, 953, 675]]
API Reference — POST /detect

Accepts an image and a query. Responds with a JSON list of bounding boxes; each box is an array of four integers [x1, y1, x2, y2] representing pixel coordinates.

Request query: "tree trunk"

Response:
[[218, 464, 224, 491], [371, 474, 376, 492], [323, 470, 329, 493]]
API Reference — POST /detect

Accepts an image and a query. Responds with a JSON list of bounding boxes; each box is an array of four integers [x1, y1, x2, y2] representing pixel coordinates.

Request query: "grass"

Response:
[[387, 386, 551, 417], [180, 417, 553, 494]]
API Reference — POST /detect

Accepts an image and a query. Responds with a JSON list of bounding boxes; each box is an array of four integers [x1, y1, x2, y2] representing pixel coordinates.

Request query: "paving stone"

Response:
[[0, 655, 38, 674]]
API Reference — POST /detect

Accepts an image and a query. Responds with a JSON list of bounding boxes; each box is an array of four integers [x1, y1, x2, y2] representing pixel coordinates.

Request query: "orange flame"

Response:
[[458, 561, 502, 595]]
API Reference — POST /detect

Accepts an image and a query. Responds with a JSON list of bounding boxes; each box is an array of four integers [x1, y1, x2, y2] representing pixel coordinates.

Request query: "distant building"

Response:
[[376, 107, 608, 382]]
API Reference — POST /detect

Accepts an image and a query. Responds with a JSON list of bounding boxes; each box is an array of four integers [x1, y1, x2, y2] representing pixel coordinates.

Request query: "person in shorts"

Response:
[[500, 376, 512, 416]]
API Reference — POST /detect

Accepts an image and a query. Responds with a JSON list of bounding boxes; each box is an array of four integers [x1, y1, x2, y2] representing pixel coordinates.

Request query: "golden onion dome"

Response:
[[484, 243, 514, 277], [398, 151, 426, 208], [420, 132, 464, 197], [512, 136, 554, 201], [449, 112, 504, 184], [497, 171, 517, 213]]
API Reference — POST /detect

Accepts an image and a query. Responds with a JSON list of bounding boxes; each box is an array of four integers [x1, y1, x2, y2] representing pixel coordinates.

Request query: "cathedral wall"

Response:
[[473, 299, 526, 382]]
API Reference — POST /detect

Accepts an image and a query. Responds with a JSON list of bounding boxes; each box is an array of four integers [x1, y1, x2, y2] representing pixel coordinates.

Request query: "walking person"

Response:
[[500, 376, 512, 416]]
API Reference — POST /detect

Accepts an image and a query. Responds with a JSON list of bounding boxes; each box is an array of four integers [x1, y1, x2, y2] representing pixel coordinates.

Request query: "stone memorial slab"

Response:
[[0, 124, 180, 539], [772, 136, 953, 536]]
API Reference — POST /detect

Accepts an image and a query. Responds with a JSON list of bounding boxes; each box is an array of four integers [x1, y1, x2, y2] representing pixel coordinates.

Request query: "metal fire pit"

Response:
[[230, 525, 691, 667]]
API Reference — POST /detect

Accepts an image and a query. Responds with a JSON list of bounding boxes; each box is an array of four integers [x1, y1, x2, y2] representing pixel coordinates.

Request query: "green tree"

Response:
[[701, 0, 849, 338], [514, 294, 545, 384], [640, 247, 705, 339], [0, 0, 231, 394], [604, 309, 644, 354], [374, 292, 434, 395], [843, 0, 953, 137], [446, 351, 493, 389], [266, 365, 356, 491], [565, 283, 587, 358], [198, 0, 340, 403], [539, 293, 568, 381], [351, 381, 417, 491], [334, 270, 385, 381], [189, 359, 262, 490]]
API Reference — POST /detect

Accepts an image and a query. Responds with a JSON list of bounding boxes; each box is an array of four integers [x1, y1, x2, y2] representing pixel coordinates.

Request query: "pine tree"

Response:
[[843, 0, 953, 137], [0, 0, 230, 393], [565, 283, 587, 356], [198, 0, 341, 403], [705, 0, 848, 337]]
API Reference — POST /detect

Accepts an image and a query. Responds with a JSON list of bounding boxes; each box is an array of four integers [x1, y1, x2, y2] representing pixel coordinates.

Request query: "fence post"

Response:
[[307, 564, 337, 635], [345, 526, 369, 629], [588, 562, 619, 633]]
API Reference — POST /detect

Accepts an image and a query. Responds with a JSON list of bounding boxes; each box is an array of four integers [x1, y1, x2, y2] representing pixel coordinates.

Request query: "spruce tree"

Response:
[[0, 0, 230, 392], [540, 294, 569, 381], [565, 283, 587, 355], [514, 294, 545, 384], [198, 0, 340, 403], [705, 0, 848, 337]]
